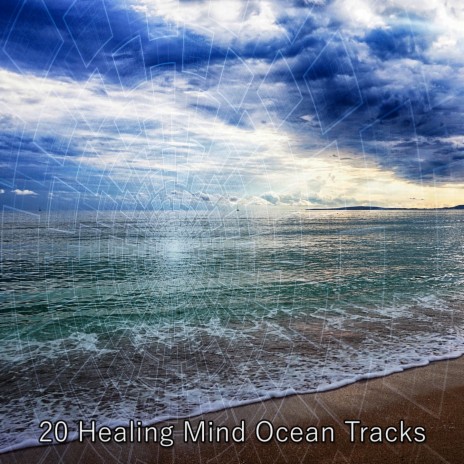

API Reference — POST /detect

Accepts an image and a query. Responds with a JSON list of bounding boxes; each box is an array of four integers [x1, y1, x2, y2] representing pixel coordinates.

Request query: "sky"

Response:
[[1, 0, 464, 211]]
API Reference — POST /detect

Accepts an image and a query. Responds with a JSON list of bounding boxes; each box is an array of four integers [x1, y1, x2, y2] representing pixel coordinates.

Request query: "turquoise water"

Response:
[[1, 208, 463, 451]]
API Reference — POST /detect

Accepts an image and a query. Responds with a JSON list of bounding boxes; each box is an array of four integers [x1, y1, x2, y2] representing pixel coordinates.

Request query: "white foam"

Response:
[[2, 348, 463, 455], [2, 295, 464, 455]]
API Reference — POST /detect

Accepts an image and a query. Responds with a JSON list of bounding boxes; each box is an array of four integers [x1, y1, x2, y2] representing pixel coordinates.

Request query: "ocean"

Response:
[[1, 208, 463, 452]]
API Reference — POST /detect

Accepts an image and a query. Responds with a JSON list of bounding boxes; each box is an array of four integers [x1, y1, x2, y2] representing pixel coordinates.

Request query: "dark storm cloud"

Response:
[[261, 10, 463, 183], [1, 0, 126, 79], [158, 2, 457, 185], [364, 25, 430, 61], [0, 0, 227, 84], [144, 30, 227, 75]]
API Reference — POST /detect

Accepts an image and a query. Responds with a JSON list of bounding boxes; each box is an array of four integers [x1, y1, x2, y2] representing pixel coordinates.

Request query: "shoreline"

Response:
[[1, 351, 462, 455], [2, 355, 464, 463]]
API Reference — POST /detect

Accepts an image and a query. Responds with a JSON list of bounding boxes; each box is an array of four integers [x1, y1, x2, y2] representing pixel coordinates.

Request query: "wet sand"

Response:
[[2, 356, 464, 464]]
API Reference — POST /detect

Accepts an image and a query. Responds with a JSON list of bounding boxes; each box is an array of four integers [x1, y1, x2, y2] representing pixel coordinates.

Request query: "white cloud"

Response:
[[329, 0, 385, 29], [132, 0, 289, 45], [0, 67, 299, 197], [2, 63, 461, 208], [329, 0, 464, 33], [12, 189, 37, 196], [0, 189, 5, 194]]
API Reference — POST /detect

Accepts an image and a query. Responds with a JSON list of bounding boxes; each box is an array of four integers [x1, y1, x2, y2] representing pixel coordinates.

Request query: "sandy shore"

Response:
[[2, 356, 464, 464]]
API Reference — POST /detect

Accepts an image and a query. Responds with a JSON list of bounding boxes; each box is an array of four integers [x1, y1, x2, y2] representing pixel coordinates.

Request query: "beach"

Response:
[[2, 355, 463, 464]]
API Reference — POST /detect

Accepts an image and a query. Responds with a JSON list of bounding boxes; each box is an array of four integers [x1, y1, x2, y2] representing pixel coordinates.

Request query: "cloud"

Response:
[[364, 25, 430, 61], [12, 189, 37, 196], [132, 0, 288, 46], [0, 65, 298, 205], [1, 0, 464, 211], [0, 0, 232, 87]]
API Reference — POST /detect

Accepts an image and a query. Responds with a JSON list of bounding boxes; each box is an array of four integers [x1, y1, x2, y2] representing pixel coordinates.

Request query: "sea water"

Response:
[[1, 208, 463, 452]]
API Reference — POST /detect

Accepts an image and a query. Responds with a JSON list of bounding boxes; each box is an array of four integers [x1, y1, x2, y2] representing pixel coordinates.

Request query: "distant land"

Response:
[[306, 205, 464, 211]]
